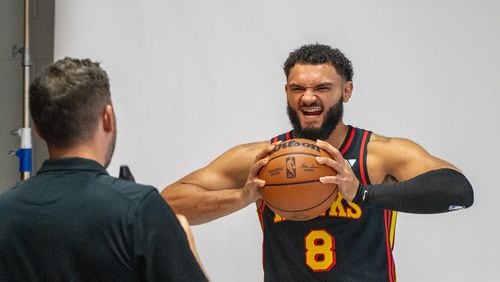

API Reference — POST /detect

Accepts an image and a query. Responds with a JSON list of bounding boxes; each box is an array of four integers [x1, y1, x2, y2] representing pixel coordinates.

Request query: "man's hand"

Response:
[[241, 142, 281, 204], [315, 139, 360, 201]]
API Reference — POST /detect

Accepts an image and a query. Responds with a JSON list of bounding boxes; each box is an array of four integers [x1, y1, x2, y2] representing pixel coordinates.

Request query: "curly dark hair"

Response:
[[283, 43, 353, 81], [29, 57, 111, 147]]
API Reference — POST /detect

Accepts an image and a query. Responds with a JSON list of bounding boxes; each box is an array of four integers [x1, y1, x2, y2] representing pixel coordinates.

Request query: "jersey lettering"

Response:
[[272, 195, 362, 222], [328, 195, 362, 219]]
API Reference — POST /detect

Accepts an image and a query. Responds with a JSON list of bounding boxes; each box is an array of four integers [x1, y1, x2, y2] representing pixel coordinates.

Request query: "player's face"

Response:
[[285, 63, 352, 140], [287, 97, 343, 140]]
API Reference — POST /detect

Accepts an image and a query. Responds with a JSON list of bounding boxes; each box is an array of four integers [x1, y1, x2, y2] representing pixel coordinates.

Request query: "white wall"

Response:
[[54, 1, 500, 281]]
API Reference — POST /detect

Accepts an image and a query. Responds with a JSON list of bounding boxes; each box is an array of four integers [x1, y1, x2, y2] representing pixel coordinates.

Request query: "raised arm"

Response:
[[364, 135, 473, 213], [161, 141, 273, 225], [317, 135, 474, 213]]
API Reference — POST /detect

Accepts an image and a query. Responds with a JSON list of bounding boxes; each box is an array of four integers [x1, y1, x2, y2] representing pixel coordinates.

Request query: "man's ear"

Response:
[[343, 81, 354, 102], [102, 105, 115, 133]]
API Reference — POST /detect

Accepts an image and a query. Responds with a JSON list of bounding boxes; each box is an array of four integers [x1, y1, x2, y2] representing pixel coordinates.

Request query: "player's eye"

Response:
[[315, 86, 332, 92], [289, 86, 304, 93]]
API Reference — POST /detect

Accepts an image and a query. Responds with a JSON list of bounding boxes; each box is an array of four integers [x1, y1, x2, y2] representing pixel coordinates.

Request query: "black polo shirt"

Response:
[[0, 158, 207, 281]]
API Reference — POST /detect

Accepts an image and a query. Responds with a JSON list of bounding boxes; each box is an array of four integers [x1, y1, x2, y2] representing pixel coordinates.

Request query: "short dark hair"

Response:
[[283, 43, 353, 81], [29, 57, 111, 147]]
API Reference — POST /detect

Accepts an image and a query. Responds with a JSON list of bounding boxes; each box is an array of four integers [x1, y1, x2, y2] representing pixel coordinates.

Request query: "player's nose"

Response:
[[301, 90, 318, 104]]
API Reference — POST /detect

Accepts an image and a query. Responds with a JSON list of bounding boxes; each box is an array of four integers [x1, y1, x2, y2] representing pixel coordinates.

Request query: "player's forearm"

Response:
[[161, 183, 254, 225], [354, 168, 474, 213]]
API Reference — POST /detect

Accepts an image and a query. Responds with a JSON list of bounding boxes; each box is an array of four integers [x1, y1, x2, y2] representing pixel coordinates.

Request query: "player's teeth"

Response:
[[302, 108, 321, 112]]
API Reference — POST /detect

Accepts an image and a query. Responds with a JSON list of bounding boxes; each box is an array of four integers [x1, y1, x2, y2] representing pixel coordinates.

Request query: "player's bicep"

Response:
[[176, 165, 240, 192], [167, 141, 268, 192], [383, 138, 458, 181], [160, 149, 249, 215]]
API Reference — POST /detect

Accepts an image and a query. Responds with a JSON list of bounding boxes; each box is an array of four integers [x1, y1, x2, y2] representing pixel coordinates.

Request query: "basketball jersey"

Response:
[[258, 126, 397, 282]]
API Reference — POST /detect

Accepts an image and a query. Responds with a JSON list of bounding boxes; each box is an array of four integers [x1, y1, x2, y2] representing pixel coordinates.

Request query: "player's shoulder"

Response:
[[367, 132, 431, 167], [369, 132, 422, 151], [366, 133, 427, 181]]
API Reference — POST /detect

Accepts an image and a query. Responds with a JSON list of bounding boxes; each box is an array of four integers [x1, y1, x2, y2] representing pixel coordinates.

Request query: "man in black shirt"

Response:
[[0, 58, 207, 281]]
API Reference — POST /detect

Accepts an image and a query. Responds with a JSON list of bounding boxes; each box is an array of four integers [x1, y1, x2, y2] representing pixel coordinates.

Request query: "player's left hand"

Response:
[[315, 139, 360, 202]]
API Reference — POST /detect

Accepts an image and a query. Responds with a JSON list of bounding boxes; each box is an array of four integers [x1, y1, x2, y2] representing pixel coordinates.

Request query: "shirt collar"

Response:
[[37, 157, 109, 175]]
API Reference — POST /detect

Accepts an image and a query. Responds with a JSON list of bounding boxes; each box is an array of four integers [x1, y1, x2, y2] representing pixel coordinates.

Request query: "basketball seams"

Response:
[[263, 153, 334, 185], [267, 151, 322, 162], [265, 188, 337, 213], [264, 180, 326, 187]]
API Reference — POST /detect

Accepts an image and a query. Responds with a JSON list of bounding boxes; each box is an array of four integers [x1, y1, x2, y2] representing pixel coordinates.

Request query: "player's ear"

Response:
[[343, 81, 353, 102]]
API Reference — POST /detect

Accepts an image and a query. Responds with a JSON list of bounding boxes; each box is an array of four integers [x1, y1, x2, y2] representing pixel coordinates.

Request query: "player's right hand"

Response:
[[242, 142, 281, 204]]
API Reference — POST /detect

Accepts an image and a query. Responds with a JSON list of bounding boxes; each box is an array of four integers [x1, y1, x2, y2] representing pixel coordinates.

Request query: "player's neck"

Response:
[[325, 122, 349, 149]]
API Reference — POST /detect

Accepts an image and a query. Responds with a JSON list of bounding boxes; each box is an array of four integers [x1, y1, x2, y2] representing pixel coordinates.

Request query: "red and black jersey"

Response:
[[258, 126, 397, 282]]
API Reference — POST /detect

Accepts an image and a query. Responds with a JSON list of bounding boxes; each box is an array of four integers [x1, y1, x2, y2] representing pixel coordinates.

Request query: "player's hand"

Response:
[[315, 139, 360, 202], [241, 142, 281, 204]]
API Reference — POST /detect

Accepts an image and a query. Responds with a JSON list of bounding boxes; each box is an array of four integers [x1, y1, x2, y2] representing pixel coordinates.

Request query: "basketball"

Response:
[[258, 138, 338, 221]]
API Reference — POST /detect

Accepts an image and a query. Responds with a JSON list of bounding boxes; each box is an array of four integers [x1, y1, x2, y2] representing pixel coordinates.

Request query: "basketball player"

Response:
[[161, 44, 474, 281], [0, 58, 207, 281]]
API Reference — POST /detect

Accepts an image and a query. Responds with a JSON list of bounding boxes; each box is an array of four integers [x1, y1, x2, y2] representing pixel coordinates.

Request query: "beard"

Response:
[[287, 99, 344, 140]]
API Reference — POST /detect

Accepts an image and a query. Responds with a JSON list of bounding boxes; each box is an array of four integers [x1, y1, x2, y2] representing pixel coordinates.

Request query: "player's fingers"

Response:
[[316, 139, 343, 161], [319, 175, 352, 186], [252, 178, 266, 188], [316, 156, 343, 173], [319, 175, 340, 184], [245, 176, 264, 186], [272, 140, 283, 147], [254, 141, 282, 162], [250, 157, 269, 179]]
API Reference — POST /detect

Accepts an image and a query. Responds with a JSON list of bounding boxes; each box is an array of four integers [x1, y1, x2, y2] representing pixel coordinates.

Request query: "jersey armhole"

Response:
[[360, 130, 372, 185]]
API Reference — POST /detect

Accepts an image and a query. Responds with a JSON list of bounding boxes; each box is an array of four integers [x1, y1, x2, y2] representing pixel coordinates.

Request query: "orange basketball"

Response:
[[258, 138, 338, 221]]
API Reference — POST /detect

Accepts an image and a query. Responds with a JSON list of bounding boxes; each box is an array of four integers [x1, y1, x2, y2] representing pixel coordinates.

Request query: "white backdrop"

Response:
[[54, 1, 499, 281]]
